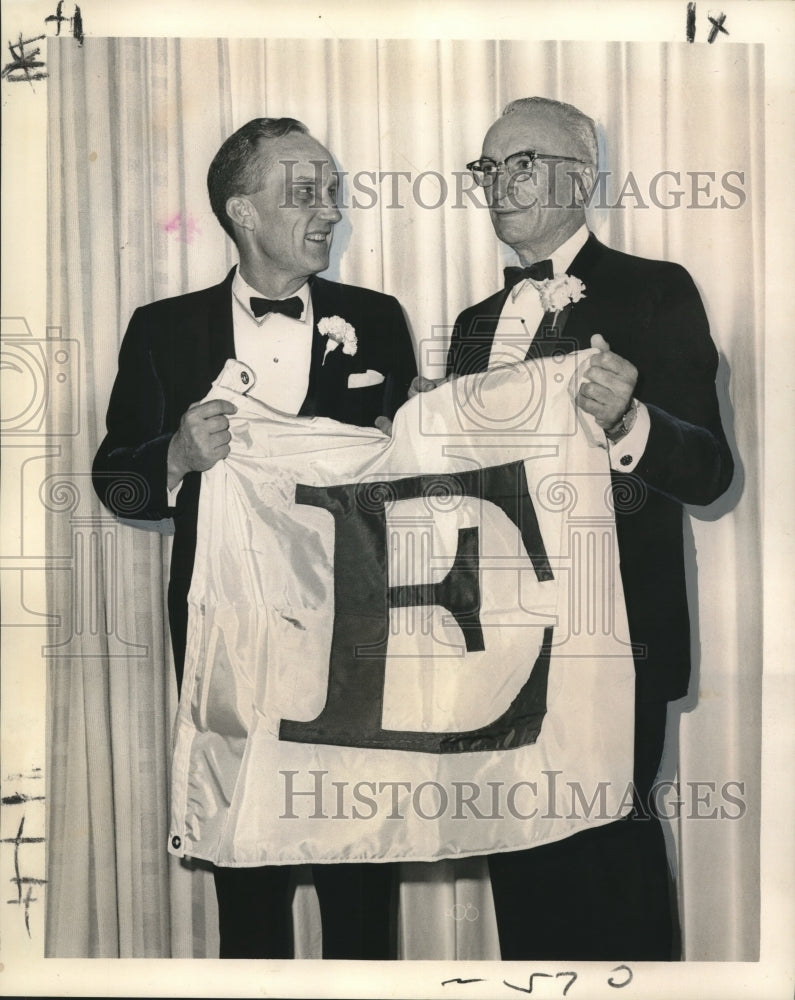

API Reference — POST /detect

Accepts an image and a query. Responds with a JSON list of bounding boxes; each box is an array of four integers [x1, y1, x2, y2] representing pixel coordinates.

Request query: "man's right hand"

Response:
[[408, 375, 448, 399], [167, 399, 238, 489]]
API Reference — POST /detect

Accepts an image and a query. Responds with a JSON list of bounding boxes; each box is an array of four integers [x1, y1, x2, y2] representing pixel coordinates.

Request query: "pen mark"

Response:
[[1, 33, 48, 85], [504, 972, 577, 996], [686, 2, 697, 42], [607, 964, 633, 988], [2, 798, 47, 937], [44, 2, 84, 46], [2, 793, 46, 805], [707, 11, 729, 43]]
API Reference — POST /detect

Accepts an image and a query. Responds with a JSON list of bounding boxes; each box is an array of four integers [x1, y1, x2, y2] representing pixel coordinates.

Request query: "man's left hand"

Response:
[[576, 333, 638, 430]]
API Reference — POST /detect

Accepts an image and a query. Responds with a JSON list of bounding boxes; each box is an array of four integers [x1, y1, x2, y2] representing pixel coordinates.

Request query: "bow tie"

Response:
[[503, 261, 554, 290], [250, 295, 304, 320]]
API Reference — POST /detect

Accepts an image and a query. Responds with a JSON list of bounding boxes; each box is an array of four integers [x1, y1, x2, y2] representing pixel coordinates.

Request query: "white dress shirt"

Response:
[[491, 225, 649, 472], [491, 225, 591, 366], [232, 269, 313, 414], [168, 270, 315, 505]]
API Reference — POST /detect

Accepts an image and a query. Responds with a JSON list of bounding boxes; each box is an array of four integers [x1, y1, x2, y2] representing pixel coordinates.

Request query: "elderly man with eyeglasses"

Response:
[[445, 97, 734, 961]]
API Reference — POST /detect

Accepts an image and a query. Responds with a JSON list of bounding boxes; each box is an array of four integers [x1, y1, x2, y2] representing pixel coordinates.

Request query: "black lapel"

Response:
[[460, 287, 511, 374], [207, 266, 237, 376], [567, 230, 603, 285], [169, 267, 236, 414], [526, 306, 574, 360], [299, 275, 328, 417], [525, 233, 604, 359]]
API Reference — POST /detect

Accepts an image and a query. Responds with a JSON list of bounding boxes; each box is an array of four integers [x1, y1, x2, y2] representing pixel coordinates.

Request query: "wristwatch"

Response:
[[605, 398, 639, 444]]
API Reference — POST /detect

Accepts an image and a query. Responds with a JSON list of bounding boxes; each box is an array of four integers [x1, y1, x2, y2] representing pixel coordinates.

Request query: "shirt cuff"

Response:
[[608, 402, 650, 472]]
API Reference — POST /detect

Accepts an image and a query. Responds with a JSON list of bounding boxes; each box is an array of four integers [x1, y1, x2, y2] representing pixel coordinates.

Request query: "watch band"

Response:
[[605, 397, 639, 444]]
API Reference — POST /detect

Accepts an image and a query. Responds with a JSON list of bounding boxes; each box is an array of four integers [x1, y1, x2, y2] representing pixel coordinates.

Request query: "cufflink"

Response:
[[620, 454, 633, 467], [171, 835, 181, 849]]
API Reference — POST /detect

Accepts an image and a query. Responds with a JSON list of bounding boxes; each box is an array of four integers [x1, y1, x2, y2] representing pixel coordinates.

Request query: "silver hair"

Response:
[[501, 97, 598, 168]]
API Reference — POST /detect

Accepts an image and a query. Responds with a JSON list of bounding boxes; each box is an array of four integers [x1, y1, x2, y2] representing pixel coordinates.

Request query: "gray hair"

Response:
[[501, 97, 598, 168], [207, 117, 309, 242]]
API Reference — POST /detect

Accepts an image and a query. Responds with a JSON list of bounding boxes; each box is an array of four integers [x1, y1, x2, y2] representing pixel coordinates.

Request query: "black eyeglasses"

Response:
[[466, 149, 588, 187]]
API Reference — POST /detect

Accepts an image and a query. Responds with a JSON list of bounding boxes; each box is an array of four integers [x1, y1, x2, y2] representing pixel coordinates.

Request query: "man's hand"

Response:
[[576, 334, 638, 431], [408, 375, 447, 399], [167, 399, 237, 489]]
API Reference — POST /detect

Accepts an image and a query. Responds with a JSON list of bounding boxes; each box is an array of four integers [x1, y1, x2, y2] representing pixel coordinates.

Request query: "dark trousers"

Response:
[[212, 861, 396, 959], [488, 699, 676, 961]]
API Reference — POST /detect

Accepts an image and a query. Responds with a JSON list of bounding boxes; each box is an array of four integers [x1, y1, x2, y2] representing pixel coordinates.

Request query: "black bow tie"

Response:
[[503, 261, 554, 290], [250, 296, 303, 319]]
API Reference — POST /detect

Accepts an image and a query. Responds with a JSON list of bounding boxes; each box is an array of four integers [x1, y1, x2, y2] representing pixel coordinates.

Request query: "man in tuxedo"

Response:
[[444, 97, 734, 960], [93, 118, 417, 959]]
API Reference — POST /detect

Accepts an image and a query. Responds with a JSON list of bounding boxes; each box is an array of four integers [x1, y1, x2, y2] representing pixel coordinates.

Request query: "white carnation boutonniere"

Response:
[[319, 316, 358, 365], [536, 274, 587, 314]]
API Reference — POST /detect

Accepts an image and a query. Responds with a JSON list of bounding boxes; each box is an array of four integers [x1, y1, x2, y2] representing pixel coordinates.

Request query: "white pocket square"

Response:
[[347, 369, 385, 389]]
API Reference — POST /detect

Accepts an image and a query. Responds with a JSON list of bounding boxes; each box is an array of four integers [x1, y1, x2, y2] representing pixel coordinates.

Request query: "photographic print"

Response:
[[1, 2, 792, 997]]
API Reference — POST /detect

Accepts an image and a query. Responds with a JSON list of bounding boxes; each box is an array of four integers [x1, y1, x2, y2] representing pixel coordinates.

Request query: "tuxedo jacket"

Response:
[[447, 234, 734, 703], [93, 268, 417, 685]]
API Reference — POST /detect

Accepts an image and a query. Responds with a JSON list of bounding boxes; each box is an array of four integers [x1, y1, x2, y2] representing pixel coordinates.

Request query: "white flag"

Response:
[[169, 355, 636, 866]]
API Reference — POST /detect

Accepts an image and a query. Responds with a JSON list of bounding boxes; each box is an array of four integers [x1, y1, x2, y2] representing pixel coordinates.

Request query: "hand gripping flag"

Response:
[[169, 355, 637, 865]]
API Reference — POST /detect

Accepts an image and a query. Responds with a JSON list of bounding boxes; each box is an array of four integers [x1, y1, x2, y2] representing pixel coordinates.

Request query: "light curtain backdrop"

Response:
[[45, 36, 762, 960]]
